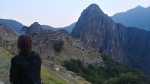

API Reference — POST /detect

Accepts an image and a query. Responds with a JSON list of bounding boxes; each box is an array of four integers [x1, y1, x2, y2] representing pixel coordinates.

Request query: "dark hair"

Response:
[[17, 35, 32, 56]]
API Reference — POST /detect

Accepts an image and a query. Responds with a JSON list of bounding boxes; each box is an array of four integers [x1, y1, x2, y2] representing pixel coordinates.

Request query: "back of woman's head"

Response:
[[17, 35, 32, 56]]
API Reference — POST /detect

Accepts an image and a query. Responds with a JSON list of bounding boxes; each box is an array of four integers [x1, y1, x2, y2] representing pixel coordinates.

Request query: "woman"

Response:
[[9, 35, 41, 84]]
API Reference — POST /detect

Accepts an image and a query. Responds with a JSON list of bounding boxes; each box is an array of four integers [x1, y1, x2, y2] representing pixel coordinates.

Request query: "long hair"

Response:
[[17, 35, 32, 56]]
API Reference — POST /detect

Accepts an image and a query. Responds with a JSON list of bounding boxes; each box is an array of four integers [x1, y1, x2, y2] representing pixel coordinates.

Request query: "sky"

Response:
[[0, 0, 150, 27]]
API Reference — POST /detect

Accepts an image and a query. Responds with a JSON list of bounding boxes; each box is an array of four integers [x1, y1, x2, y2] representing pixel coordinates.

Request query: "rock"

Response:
[[25, 22, 42, 35], [71, 4, 150, 75], [31, 29, 103, 66], [71, 4, 127, 63]]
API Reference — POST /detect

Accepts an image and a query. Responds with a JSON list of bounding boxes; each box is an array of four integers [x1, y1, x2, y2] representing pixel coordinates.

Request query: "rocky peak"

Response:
[[71, 4, 113, 38], [71, 4, 126, 62], [85, 4, 104, 15], [30, 22, 41, 28], [25, 22, 42, 35], [130, 5, 145, 12], [135, 5, 144, 9]]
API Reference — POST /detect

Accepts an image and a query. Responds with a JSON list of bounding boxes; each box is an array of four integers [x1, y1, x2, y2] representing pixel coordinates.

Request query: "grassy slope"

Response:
[[0, 47, 12, 83], [0, 47, 90, 84], [41, 66, 68, 84], [0, 47, 67, 84]]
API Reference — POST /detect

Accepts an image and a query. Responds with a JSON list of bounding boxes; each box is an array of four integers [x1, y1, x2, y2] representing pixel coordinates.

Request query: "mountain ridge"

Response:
[[0, 18, 75, 34], [111, 5, 150, 30], [41, 22, 76, 33], [0, 18, 24, 34]]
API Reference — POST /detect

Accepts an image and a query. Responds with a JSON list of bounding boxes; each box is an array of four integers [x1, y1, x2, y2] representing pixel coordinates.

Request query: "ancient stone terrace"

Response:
[[31, 30, 103, 66]]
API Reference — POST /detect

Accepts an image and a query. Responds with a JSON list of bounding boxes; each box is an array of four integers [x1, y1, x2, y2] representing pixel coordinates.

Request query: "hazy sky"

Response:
[[0, 0, 150, 27]]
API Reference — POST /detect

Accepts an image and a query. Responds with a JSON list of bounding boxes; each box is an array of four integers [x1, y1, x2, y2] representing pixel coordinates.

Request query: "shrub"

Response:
[[53, 40, 64, 53]]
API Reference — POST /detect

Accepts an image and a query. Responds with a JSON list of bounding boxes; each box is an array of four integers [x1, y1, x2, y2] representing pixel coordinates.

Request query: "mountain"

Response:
[[57, 29, 69, 35], [41, 22, 76, 33], [0, 18, 24, 34], [0, 18, 75, 34], [63, 22, 76, 33], [116, 24, 150, 75], [31, 29, 103, 66], [8, 22, 103, 83], [71, 4, 127, 62], [111, 6, 150, 30], [23, 22, 42, 35], [0, 23, 91, 84], [0, 23, 18, 41], [71, 4, 150, 75], [41, 25, 54, 30]]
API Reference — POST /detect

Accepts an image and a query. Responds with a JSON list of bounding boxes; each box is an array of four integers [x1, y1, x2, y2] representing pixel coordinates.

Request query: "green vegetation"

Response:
[[64, 55, 150, 84], [41, 66, 68, 84], [53, 40, 64, 53], [0, 47, 12, 83], [104, 72, 142, 84]]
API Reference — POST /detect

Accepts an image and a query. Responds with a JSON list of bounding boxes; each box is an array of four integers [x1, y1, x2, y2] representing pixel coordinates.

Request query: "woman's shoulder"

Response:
[[11, 54, 24, 61], [31, 51, 41, 58]]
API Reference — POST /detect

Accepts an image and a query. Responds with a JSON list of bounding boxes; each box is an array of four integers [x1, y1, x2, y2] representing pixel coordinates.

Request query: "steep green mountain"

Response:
[[71, 4, 150, 75], [111, 6, 150, 30], [0, 18, 24, 34]]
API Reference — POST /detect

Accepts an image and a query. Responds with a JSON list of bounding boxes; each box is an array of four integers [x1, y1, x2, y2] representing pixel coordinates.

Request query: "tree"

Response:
[[53, 40, 64, 53]]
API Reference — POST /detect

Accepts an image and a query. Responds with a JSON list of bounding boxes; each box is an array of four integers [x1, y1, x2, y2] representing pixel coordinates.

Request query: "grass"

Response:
[[0, 47, 12, 83], [0, 47, 68, 84], [0, 47, 91, 84], [41, 66, 68, 84]]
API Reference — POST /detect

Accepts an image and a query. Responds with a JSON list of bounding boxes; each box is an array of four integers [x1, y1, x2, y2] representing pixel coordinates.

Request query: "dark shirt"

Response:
[[9, 51, 41, 84]]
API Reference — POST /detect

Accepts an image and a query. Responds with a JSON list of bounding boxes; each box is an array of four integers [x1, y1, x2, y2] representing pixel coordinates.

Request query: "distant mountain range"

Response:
[[0, 18, 75, 34], [111, 5, 150, 30], [41, 22, 76, 33], [1, 5, 150, 35], [0, 18, 24, 34]]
